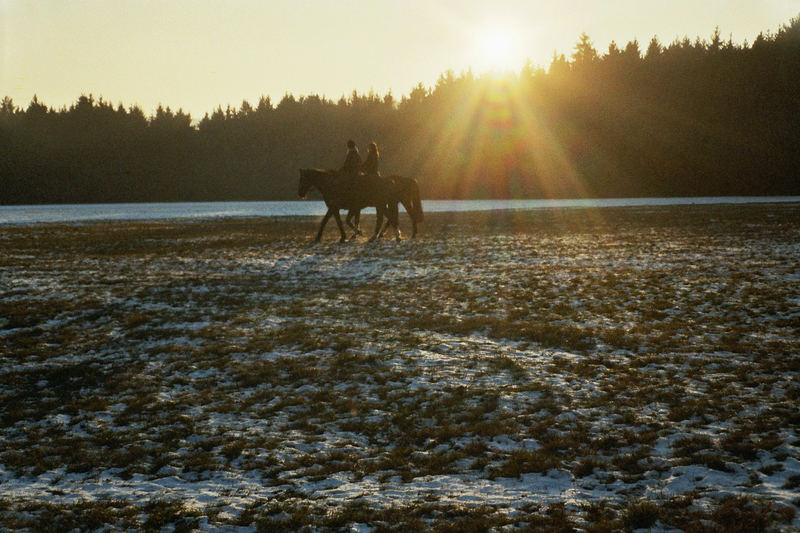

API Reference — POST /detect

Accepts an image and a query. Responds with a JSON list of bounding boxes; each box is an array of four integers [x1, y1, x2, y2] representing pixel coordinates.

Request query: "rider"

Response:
[[340, 139, 362, 181], [362, 142, 380, 177]]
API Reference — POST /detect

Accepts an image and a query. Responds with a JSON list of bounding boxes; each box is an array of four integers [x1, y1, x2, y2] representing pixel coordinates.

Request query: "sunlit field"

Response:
[[1, 203, 799, 531]]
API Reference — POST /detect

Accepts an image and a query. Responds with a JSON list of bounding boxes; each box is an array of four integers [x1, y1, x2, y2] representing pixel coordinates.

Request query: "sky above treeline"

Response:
[[2, 0, 798, 118]]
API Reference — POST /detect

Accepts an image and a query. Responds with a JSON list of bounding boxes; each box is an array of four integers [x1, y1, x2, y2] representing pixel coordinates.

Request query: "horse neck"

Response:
[[308, 171, 331, 192]]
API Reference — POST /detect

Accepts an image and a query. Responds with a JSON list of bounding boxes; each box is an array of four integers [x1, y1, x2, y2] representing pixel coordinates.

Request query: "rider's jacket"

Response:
[[341, 148, 362, 176], [362, 151, 379, 176]]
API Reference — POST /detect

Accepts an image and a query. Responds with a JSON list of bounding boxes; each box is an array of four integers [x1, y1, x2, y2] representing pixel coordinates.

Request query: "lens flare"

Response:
[[477, 28, 516, 71]]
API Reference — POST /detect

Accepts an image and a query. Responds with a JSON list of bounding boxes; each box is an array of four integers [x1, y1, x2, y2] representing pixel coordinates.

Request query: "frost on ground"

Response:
[[1, 204, 799, 531]]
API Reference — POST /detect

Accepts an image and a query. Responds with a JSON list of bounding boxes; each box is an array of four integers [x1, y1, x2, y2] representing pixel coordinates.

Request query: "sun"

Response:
[[476, 28, 517, 72]]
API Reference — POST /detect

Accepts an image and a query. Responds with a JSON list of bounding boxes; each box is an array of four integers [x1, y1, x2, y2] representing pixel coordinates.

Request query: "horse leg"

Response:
[[346, 209, 363, 237], [353, 210, 363, 236], [402, 199, 417, 238], [332, 210, 347, 243], [345, 210, 357, 240], [390, 202, 401, 242], [379, 204, 397, 241], [315, 209, 333, 242], [369, 207, 383, 242], [378, 213, 389, 238]]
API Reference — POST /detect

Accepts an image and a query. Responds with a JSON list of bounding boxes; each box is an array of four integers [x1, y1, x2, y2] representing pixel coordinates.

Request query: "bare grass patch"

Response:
[[1, 205, 799, 530]]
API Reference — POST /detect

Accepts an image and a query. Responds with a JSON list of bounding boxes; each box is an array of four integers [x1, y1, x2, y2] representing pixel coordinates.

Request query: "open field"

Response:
[[1, 203, 799, 531]]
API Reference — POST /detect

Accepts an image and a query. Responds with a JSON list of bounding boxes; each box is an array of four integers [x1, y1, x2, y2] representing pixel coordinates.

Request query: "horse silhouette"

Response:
[[346, 174, 424, 239], [298, 169, 406, 242]]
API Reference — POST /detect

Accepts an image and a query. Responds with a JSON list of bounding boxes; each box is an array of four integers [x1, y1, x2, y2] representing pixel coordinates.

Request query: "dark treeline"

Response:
[[2, 18, 799, 204]]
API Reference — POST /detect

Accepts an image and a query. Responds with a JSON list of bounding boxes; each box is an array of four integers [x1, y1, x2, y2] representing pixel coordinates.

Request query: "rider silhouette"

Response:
[[362, 142, 380, 177], [340, 140, 362, 180]]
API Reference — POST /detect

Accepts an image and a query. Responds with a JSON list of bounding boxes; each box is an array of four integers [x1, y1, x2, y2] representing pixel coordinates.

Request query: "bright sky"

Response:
[[2, 0, 798, 118]]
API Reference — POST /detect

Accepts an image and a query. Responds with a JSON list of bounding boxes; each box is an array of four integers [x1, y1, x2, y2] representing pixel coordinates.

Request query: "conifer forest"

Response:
[[1, 19, 798, 204]]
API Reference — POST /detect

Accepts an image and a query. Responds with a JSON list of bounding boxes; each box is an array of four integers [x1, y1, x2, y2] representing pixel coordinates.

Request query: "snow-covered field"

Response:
[[1, 203, 799, 531]]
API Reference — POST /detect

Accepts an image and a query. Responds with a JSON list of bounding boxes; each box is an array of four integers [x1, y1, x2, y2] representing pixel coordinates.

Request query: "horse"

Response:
[[298, 168, 401, 242], [345, 175, 424, 238]]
